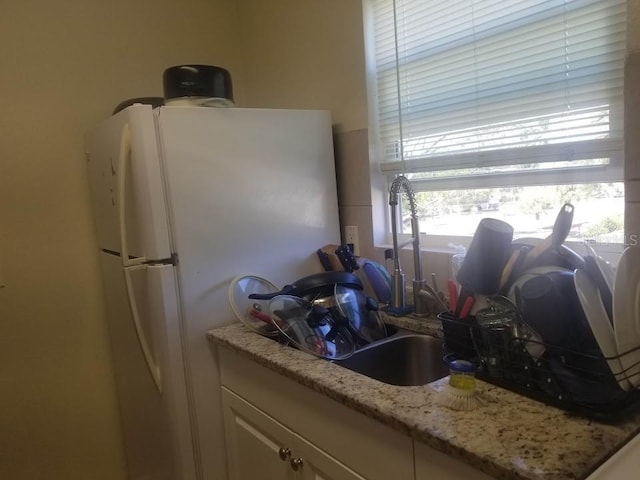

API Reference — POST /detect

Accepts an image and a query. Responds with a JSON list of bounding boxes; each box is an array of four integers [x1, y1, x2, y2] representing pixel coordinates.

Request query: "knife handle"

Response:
[[335, 244, 359, 273]]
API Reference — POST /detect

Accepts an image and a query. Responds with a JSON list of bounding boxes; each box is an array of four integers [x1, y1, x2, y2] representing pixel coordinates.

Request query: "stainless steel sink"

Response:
[[333, 332, 449, 386]]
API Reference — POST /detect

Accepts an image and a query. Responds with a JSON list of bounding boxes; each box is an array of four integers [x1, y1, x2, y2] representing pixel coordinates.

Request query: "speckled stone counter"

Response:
[[207, 317, 640, 480]]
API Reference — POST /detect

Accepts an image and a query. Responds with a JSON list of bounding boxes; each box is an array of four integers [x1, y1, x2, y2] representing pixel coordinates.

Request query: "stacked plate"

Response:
[[613, 246, 640, 389], [574, 245, 640, 392], [574, 268, 631, 392]]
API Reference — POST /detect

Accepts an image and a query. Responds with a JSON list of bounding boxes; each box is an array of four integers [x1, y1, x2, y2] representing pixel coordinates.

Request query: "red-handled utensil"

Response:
[[458, 296, 475, 319], [249, 308, 272, 324]]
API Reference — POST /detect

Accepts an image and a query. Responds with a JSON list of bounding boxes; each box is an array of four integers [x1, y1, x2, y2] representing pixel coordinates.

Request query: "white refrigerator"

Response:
[[85, 104, 341, 480]]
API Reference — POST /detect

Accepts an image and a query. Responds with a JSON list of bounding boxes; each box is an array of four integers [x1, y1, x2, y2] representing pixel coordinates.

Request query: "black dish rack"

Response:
[[438, 311, 640, 420]]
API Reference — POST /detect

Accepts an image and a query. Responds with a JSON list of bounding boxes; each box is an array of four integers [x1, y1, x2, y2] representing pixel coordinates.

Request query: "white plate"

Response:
[[613, 246, 640, 389], [585, 242, 615, 293], [575, 269, 632, 391]]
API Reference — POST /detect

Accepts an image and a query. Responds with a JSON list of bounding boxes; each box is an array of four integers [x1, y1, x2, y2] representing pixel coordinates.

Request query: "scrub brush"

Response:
[[438, 360, 484, 411]]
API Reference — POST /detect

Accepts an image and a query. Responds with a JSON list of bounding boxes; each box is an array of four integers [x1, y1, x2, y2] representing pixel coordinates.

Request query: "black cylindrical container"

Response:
[[456, 218, 514, 294], [163, 65, 233, 106]]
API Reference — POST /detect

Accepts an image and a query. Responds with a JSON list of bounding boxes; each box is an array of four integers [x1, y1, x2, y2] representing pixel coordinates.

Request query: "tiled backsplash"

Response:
[[333, 128, 376, 258]]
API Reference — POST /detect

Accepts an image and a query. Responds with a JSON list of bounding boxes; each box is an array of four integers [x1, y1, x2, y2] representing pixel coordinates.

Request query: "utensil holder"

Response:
[[438, 312, 481, 361]]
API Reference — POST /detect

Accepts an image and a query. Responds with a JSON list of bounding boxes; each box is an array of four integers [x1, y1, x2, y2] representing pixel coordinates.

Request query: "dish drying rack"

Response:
[[438, 312, 640, 420]]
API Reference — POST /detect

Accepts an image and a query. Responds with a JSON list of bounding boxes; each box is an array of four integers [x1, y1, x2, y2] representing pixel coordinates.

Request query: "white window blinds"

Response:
[[369, 0, 626, 189]]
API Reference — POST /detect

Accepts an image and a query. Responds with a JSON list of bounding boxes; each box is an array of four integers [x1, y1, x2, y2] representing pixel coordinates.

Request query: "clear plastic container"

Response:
[[449, 243, 467, 285]]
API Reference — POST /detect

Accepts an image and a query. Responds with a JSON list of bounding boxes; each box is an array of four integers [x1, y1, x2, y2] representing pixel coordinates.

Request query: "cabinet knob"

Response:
[[278, 447, 291, 461], [290, 457, 303, 471]]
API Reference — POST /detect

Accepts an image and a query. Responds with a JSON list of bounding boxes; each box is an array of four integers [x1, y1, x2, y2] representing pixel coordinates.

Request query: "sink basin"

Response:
[[333, 333, 449, 386]]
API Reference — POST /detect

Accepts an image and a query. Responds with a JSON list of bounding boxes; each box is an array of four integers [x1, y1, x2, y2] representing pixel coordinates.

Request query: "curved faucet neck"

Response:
[[388, 176, 425, 312]]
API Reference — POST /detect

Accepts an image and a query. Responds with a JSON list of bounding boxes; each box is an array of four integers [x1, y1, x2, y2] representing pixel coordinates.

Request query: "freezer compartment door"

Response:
[[100, 252, 196, 480], [86, 105, 171, 260], [155, 106, 341, 290]]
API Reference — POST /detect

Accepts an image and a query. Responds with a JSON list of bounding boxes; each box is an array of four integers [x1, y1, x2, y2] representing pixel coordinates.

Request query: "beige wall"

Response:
[[235, 0, 368, 133], [0, 1, 240, 479]]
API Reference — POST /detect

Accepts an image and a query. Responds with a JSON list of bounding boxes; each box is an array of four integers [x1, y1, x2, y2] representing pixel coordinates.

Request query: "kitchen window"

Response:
[[365, 0, 627, 252]]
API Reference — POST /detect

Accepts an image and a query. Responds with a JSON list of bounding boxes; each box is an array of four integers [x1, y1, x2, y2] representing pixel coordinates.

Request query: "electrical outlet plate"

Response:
[[344, 225, 360, 256]]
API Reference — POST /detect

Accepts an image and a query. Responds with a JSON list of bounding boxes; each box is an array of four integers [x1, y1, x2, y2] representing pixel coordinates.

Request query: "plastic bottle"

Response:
[[449, 243, 467, 284]]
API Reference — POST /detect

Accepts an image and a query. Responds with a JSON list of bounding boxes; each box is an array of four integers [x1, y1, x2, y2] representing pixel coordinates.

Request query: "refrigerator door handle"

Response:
[[124, 264, 162, 392], [118, 123, 147, 267]]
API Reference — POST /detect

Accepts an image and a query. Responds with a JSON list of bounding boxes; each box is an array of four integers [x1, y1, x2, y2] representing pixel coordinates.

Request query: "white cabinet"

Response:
[[223, 388, 365, 480], [586, 434, 640, 479], [414, 442, 494, 480], [217, 346, 494, 480], [222, 388, 295, 480], [295, 431, 366, 480], [218, 347, 414, 480]]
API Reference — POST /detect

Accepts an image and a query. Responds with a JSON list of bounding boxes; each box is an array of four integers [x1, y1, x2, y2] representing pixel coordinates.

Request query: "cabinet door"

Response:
[[415, 442, 495, 480], [222, 388, 296, 480], [220, 348, 415, 480], [294, 434, 367, 480]]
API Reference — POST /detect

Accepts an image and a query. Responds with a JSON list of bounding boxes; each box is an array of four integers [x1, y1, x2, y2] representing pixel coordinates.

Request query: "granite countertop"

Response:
[[207, 315, 640, 480]]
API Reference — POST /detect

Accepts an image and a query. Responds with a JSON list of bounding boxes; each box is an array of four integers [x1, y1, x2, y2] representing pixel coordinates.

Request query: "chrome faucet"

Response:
[[389, 176, 427, 314]]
